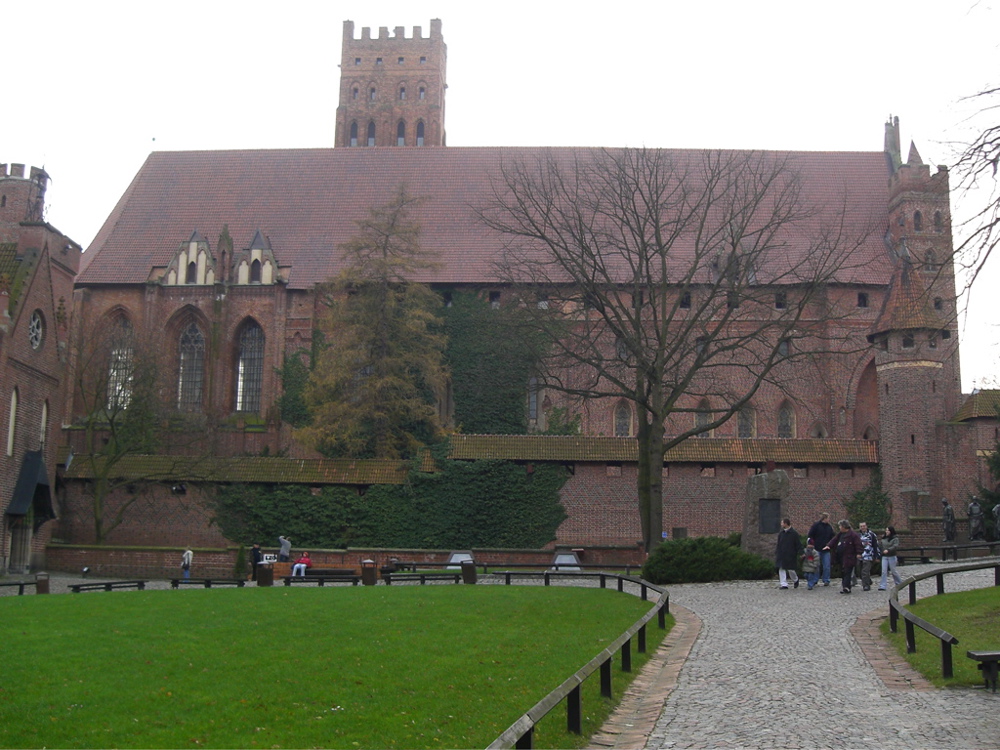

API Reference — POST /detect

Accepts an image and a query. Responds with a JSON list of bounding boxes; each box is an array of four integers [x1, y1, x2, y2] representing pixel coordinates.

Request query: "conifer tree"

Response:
[[300, 185, 447, 459]]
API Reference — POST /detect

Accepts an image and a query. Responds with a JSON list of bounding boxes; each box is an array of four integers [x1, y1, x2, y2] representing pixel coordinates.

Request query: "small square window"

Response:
[[793, 464, 807, 479], [928, 336, 937, 349], [489, 291, 501, 309], [901, 334, 915, 349], [376, 57, 383, 65], [933, 297, 943, 310], [778, 339, 790, 356], [420, 56, 427, 64], [857, 292, 869, 308], [774, 292, 787, 310], [354, 57, 361, 65], [398, 57, 404, 64], [679, 291, 691, 309], [606, 463, 622, 477], [941, 329, 951, 339], [700, 464, 716, 478]]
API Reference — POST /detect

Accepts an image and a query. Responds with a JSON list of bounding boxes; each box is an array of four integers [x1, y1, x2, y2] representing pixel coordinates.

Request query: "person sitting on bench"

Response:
[[291, 552, 312, 577]]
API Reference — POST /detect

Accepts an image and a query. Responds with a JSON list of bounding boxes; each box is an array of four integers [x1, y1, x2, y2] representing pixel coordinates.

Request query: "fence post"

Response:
[[638, 623, 647, 653], [889, 603, 898, 632], [621, 638, 632, 672], [515, 726, 533, 749], [600, 657, 612, 698], [906, 620, 916, 653], [908, 581, 917, 606], [567, 685, 582, 735], [936, 573, 945, 596], [942, 640, 953, 678], [640, 583, 648, 601]]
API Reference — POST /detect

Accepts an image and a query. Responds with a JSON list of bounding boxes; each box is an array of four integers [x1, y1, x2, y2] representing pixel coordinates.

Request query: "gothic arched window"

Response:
[[107, 317, 135, 411], [416, 121, 425, 146], [177, 323, 205, 412], [367, 121, 376, 147], [614, 401, 632, 437], [397, 121, 406, 146], [350, 121, 358, 147], [186, 261, 197, 284], [250, 259, 262, 283], [235, 321, 264, 413], [695, 399, 712, 437], [777, 402, 795, 438], [738, 407, 756, 438]]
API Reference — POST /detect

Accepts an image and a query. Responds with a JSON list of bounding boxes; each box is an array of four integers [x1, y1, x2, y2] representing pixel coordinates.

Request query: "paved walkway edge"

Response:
[[850, 606, 935, 691], [587, 604, 701, 750]]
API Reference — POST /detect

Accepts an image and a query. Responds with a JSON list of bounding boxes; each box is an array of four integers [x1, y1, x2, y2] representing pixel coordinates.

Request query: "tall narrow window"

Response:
[[186, 261, 197, 284], [527, 377, 538, 421], [349, 122, 358, 147], [738, 407, 756, 438], [419, 86, 426, 100], [614, 401, 632, 437], [416, 121, 425, 146], [236, 321, 264, 413], [397, 121, 406, 146], [39, 400, 48, 450], [695, 399, 712, 437], [352, 87, 358, 100], [778, 403, 795, 438], [369, 87, 376, 101], [107, 319, 135, 411], [250, 259, 262, 283], [6, 388, 17, 456], [933, 211, 943, 232], [177, 323, 206, 412], [680, 291, 691, 309], [399, 86, 406, 100], [367, 122, 376, 146], [913, 211, 923, 232]]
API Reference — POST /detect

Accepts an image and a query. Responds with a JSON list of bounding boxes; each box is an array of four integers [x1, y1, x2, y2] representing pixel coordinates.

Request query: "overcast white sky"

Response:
[[6, 0, 998, 389]]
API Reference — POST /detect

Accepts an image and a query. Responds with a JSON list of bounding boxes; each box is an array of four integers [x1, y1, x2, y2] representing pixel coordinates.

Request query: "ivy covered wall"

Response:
[[210, 459, 568, 550]]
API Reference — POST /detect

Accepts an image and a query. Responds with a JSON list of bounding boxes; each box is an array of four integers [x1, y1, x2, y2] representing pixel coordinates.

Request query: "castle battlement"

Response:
[[0, 164, 48, 184], [343, 19, 442, 42]]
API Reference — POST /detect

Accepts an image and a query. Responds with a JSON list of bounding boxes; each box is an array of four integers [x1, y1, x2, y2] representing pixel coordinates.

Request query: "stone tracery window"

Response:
[[236, 321, 264, 413], [177, 323, 206, 412], [107, 318, 135, 411], [777, 402, 795, 438], [28, 310, 44, 350]]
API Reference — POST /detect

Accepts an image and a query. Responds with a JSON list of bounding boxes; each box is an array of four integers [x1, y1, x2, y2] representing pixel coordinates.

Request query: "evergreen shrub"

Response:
[[641, 537, 774, 584]]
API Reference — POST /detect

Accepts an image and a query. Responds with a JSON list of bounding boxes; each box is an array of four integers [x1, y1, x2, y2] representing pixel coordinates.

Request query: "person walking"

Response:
[[807, 512, 836, 586], [857, 522, 879, 591], [250, 543, 263, 581], [278, 535, 292, 562], [775, 517, 803, 589], [181, 548, 193, 580], [825, 520, 863, 594], [878, 526, 902, 590], [802, 540, 821, 590]]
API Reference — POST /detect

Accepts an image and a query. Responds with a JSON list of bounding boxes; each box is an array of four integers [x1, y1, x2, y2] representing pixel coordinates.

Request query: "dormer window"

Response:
[[901, 334, 915, 349], [250, 259, 262, 283]]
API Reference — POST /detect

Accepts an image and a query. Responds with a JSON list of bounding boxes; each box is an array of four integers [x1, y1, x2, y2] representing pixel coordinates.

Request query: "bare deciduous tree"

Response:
[[482, 147, 875, 551]]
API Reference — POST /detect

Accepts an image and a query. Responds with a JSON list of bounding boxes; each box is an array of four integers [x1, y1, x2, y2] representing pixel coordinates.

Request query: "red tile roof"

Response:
[[953, 390, 1000, 422], [79, 147, 893, 289], [869, 260, 949, 338]]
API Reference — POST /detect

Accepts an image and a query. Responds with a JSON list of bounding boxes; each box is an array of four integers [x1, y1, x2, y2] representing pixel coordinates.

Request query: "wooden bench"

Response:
[[170, 578, 246, 588], [0, 581, 35, 595], [282, 573, 361, 586], [967, 650, 1000, 693], [70, 580, 147, 593], [383, 572, 461, 585]]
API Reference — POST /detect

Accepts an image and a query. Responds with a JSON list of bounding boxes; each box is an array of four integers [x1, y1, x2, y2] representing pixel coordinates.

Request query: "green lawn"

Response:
[[0, 584, 669, 749], [880, 585, 1000, 688]]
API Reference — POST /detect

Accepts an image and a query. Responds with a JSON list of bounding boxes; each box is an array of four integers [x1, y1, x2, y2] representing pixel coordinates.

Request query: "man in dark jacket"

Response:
[[775, 517, 803, 589], [825, 520, 863, 594], [807, 512, 836, 587]]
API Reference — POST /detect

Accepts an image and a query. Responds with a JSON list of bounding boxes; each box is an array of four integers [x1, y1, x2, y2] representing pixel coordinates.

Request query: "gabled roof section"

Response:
[[449, 435, 879, 464], [868, 259, 947, 340], [953, 390, 1000, 422], [78, 147, 893, 290]]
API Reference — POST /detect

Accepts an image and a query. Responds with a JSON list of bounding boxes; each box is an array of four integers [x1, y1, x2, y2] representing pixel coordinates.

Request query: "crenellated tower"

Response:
[[871, 117, 962, 521], [335, 19, 447, 148]]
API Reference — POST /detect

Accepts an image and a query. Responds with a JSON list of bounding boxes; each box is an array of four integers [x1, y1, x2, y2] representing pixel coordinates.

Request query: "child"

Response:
[[802, 540, 820, 590]]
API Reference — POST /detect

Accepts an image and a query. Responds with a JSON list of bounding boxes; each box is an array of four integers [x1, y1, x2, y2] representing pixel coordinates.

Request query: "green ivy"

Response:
[[278, 354, 312, 428], [209, 459, 568, 550], [845, 468, 891, 531], [442, 292, 545, 434]]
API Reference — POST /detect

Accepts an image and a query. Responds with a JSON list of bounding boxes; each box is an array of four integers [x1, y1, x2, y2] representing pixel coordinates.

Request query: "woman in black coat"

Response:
[[825, 520, 863, 594], [775, 517, 803, 588]]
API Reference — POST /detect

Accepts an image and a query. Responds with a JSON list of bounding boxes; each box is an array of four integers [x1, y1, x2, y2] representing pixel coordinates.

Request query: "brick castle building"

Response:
[[38, 20, 998, 569], [1, 164, 81, 572]]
